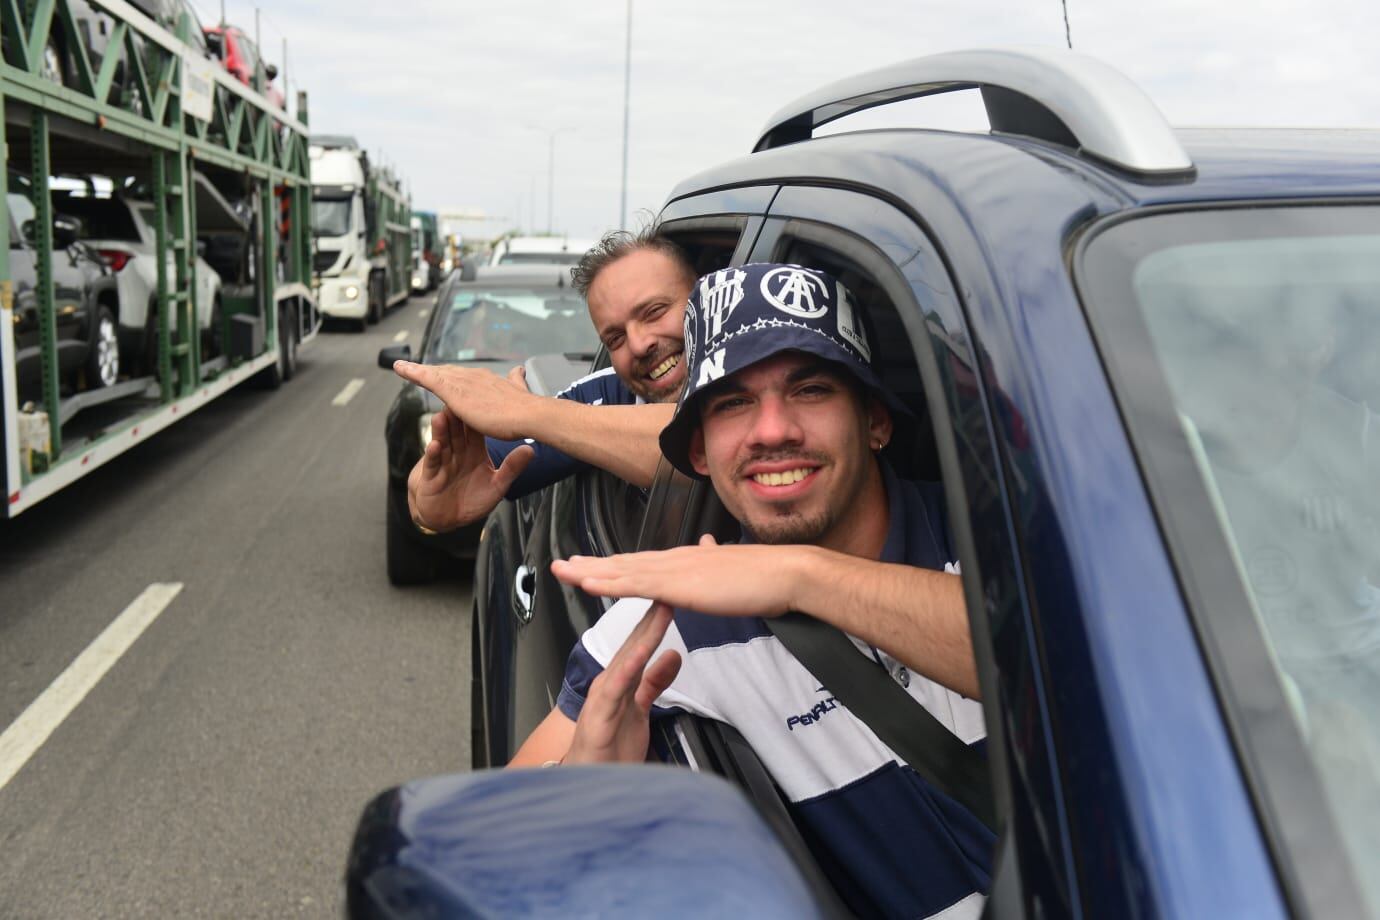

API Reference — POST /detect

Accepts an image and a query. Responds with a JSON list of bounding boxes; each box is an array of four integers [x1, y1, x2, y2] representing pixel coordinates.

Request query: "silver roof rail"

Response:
[[754, 47, 1193, 176]]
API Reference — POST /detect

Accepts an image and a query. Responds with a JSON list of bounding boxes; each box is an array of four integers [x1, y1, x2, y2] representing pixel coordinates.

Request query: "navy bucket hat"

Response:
[[659, 262, 911, 478]]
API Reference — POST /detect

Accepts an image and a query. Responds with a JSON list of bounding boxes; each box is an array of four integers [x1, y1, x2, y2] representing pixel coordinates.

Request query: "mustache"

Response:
[[734, 448, 829, 479]]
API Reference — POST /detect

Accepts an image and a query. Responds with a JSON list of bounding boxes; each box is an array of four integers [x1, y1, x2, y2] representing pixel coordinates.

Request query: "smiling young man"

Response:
[[394, 227, 695, 533], [509, 263, 993, 919]]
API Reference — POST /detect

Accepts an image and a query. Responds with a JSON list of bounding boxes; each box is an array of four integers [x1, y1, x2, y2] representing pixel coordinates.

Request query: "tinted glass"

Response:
[[312, 198, 350, 237], [1082, 206, 1380, 909], [8, 193, 33, 247], [426, 286, 596, 363], [50, 197, 140, 241]]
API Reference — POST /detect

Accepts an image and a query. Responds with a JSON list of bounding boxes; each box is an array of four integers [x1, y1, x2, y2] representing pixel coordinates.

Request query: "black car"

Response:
[[377, 266, 598, 585], [8, 186, 121, 401]]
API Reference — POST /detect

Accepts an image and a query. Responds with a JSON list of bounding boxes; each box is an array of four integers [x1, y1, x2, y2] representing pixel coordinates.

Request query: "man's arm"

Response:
[[394, 361, 672, 489], [551, 538, 979, 699]]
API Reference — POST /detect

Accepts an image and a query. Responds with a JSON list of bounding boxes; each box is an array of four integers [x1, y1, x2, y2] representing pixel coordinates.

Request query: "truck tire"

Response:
[[281, 304, 298, 381], [367, 274, 382, 325], [387, 505, 443, 585]]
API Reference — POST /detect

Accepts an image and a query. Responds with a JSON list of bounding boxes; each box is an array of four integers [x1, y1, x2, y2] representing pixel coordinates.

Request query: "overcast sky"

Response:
[[212, 0, 1375, 242]]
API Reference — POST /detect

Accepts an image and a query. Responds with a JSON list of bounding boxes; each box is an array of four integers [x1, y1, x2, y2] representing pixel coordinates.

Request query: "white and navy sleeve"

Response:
[[554, 597, 704, 722], [485, 367, 635, 500]]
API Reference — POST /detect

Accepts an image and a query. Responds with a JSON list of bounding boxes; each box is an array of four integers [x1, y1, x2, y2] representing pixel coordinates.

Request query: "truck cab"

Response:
[[309, 136, 373, 327]]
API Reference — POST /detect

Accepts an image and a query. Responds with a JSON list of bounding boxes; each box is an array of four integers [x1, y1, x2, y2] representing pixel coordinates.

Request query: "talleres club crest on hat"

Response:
[[761, 266, 830, 319]]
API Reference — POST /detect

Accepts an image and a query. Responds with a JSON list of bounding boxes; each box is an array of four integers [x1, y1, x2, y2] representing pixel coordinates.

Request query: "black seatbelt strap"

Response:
[[764, 612, 997, 832]]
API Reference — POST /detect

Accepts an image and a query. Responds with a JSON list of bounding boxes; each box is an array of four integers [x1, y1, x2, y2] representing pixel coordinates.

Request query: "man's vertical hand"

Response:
[[563, 602, 682, 764], [406, 409, 535, 532]]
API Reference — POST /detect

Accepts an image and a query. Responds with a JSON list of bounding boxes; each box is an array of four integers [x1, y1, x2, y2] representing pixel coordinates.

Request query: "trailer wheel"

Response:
[[281, 304, 298, 381], [255, 307, 289, 390]]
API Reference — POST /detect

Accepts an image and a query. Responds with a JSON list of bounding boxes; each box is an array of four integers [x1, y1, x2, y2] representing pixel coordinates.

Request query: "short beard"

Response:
[[746, 506, 834, 545]]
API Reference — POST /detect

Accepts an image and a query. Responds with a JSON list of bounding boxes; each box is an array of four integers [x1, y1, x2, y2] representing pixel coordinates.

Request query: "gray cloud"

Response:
[[233, 0, 1376, 241]]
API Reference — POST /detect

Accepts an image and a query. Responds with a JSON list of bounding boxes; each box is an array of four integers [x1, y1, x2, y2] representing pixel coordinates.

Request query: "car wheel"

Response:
[[386, 495, 442, 585], [471, 605, 489, 769], [86, 306, 119, 388]]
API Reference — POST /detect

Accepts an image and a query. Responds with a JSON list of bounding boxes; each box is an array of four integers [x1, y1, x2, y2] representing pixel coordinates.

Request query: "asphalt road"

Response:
[[0, 294, 470, 918]]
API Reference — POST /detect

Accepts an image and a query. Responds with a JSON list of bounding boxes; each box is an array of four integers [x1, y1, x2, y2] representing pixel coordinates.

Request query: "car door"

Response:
[[749, 184, 1077, 918]]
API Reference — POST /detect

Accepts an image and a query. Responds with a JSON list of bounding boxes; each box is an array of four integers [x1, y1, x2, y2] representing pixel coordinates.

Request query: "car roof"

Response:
[[670, 46, 1380, 223], [669, 124, 1380, 230]]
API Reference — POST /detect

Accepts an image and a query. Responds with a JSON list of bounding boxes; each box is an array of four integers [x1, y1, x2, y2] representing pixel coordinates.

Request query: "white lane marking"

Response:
[[0, 583, 183, 792], [392, 330, 409, 343], [331, 378, 366, 406], [418, 309, 429, 319]]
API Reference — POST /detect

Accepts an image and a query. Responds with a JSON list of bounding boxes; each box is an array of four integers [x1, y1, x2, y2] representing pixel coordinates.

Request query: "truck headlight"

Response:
[[343, 284, 360, 301], [418, 412, 435, 448]]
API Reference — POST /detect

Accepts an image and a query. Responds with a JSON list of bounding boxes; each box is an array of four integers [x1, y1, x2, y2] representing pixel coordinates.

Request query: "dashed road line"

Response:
[[418, 309, 429, 319], [0, 583, 184, 792], [331, 378, 366, 407], [392, 330, 409, 343]]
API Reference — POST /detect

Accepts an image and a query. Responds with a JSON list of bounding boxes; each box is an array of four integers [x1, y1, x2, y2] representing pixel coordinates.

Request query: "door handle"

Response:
[[514, 564, 535, 623]]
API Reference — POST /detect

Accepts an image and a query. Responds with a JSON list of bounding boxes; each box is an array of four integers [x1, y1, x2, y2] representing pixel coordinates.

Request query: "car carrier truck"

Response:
[[309, 137, 410, 328], [1, 0, 319, 517]]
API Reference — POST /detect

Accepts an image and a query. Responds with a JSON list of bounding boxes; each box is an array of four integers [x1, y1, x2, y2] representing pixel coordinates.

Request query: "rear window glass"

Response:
[[426, 287, 595, 363], [51, 197, 141, 241]]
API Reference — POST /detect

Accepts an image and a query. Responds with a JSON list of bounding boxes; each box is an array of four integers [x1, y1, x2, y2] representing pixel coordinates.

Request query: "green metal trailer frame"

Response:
[[369, 163, 410, 309], [1, 0, 317, 516]]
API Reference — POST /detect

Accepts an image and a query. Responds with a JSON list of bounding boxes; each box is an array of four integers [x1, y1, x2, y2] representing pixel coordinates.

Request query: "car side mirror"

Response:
[[265, 63, 278, 81], [20, 220, 36, 247], [344, 766, 828, 919], [52, 215, 83, 249], [203, 30, 222, 54], [377, 343, 411, 369], [196, 238, 209, 258]]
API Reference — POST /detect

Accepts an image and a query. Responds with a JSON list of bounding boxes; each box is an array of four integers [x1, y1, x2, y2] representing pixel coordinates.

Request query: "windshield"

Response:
[[312, 197, 351, 237], [426, 286, 596, 364], [1081, 205, 1380, 910]]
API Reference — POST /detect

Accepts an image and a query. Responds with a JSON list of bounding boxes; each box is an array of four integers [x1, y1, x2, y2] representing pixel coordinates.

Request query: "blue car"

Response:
[[348, 48, 1380, 918]]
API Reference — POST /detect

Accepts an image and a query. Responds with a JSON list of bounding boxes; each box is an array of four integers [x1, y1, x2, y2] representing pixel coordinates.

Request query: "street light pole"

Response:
[[620, 0, 632, 230]]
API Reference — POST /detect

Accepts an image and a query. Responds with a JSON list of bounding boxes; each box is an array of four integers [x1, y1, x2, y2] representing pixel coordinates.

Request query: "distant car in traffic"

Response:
[[51, 191, 225, 375], [484, 235, 593, 268], [203, 22, 284, 108], [375, 266, 597, 585], [7, 187, 120, 399]]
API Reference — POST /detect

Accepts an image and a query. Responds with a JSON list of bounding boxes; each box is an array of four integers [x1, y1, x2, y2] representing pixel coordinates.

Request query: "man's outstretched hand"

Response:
[[551, 535, 802, 618], [407, 409, 534, 532], [564, 602, 682, 765], [394, 361, 538, 442]]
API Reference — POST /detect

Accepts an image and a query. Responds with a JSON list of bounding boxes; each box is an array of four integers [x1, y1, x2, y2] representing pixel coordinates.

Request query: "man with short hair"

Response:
[[512, 263, 992, 919], [394, 226, 695, 533]]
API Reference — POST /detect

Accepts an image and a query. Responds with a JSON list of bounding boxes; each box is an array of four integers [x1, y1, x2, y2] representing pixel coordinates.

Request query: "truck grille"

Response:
[[313, 249, 340, 273]]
